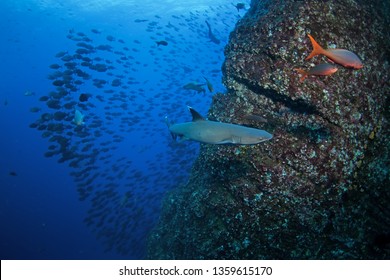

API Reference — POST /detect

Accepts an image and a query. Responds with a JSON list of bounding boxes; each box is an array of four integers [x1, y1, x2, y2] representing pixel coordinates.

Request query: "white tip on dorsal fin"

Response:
[[187, 106, 205, 122]]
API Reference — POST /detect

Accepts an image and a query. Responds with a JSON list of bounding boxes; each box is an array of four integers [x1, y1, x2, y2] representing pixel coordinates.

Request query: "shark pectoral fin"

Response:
[[218, 135, 241, 144], [231, 135, 242, 144], [216, 136, 238, 144], [216, 140, 232, 144]]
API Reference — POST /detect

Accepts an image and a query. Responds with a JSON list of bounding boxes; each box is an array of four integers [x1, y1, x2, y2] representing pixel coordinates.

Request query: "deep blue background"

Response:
[[0, 0, 248, 259]]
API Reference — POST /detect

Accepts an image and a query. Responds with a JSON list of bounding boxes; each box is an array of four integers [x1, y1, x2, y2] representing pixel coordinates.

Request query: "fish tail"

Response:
[[306, 34, 325, 60], [294, 68, 308, 82]]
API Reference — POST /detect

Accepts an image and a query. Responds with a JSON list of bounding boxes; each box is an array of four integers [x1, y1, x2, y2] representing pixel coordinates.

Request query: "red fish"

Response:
[[294, 63, 338, 82], [306, 34, 363, 69]]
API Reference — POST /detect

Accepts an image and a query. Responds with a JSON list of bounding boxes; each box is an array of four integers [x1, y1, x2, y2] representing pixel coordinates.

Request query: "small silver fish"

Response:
[[73, 109, 85, 126]]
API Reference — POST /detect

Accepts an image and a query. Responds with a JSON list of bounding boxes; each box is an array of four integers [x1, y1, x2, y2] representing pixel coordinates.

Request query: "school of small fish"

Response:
[[27, 3, 247, 258]]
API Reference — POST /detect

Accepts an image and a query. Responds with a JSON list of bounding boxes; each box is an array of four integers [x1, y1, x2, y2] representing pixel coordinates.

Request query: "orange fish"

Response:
[[294, 63, 338, 82], [306, 34, 363, 69]]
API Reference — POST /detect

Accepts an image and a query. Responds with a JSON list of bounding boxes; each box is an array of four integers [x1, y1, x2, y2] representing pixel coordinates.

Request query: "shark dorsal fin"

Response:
[[188, 106, 205, 122]]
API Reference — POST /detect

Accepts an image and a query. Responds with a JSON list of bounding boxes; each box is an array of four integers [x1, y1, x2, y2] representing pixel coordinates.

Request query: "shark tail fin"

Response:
[[164, 116, 171, 128], [164, 116, 177, 140]]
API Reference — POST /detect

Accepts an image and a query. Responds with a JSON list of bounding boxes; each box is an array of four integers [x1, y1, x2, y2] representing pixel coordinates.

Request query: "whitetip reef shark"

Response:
[[165, 107, 273, 145]]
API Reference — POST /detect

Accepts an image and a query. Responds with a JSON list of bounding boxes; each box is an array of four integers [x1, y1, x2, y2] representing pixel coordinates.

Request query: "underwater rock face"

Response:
[[148, 0, 389, 259]]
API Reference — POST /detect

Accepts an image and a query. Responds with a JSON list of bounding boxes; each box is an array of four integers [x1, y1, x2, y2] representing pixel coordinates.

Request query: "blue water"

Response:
[[0, 0, 248, 259]]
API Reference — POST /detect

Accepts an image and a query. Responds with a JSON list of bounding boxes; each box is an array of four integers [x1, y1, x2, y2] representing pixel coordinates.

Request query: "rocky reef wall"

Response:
[[147, 0, 389, 259]]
